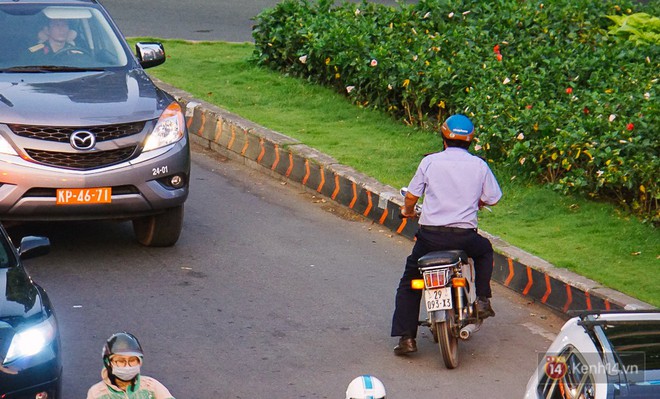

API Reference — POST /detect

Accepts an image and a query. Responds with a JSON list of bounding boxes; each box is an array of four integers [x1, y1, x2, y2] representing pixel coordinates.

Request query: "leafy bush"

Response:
[[251, 0, 659, 222]]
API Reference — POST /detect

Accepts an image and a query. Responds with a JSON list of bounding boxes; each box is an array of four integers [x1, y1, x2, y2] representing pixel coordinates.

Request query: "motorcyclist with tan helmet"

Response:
[[86, 332, 175, 399]]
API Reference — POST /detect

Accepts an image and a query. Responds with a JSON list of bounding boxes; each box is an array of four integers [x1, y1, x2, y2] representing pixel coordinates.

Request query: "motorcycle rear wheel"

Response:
[[436, 309, 459, 369]]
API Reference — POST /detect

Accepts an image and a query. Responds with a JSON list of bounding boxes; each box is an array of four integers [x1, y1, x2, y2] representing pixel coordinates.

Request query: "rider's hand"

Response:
[[400, 206, 418, 219]]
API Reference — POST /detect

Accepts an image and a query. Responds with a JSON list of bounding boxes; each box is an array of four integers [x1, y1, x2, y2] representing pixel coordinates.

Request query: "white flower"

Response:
[[370, 59, 378, 67], [298, 55, 307, 64], [412, 55, 418, 61], [448, 12, 455, 18], [644, 92, 650, 100], [608, 114, 616, 122], [503, 77, 511, 84], [519, 157, 526, 165], [423, 12, 431, 19], [462, 11, 471, 15], [355, 8, 361, 16], [346, 86, 355, 93], [474, 144, 482, 151], [596, 170, 604, 177], [387, 84, 393, 90], [517, 133, 525, 140]]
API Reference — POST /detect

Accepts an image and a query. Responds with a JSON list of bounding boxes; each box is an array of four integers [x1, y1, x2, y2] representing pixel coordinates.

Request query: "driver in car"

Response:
[[27, 18, 82, 58]]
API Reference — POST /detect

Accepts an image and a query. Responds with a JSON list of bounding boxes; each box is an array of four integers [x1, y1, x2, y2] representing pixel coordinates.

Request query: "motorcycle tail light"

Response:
[[452, 277, 467, 287], [411, 279, 425, 290], [424, 269, 446, 289]]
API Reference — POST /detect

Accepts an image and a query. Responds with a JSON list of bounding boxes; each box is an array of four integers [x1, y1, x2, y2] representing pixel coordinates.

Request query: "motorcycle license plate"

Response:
[[424, 287, 452, 311]]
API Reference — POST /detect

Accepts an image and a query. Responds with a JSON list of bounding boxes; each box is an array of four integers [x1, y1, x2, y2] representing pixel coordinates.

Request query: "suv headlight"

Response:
[[0, 135, 18, 156], [3, 316, 57, 364], [143, 101, 185, 152]]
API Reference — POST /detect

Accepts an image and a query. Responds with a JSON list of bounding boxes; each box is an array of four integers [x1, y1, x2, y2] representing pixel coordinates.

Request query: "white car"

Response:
[[524, 310, 660, 399]]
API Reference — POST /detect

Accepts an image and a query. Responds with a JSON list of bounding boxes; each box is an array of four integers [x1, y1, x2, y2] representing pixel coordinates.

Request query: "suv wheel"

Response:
[[132, 206, 184, 247]]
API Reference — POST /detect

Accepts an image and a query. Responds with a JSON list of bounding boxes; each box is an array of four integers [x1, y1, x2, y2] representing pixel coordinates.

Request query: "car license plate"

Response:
[[424, 287, 452, 311], [56, 187, 112, 205]]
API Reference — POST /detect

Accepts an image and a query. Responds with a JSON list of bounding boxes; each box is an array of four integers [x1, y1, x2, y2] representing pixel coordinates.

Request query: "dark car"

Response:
[[0, 225, 60, 398], [0, 0, 190, 247]]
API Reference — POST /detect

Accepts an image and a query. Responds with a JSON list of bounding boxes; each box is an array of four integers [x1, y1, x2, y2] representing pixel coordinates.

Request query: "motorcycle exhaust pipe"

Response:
[[459, 323, 481, 340]]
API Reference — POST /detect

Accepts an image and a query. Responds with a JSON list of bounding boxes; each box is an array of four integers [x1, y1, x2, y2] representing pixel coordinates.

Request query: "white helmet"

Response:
[[346, 375, 386, 399]]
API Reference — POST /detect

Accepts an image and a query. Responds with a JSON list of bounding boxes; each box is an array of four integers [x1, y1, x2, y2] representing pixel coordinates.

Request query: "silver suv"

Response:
[[0, 0, 190, 246]]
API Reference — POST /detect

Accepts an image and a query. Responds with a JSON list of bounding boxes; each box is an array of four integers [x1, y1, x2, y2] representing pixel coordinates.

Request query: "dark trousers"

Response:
[[390, 227, 494, 338]]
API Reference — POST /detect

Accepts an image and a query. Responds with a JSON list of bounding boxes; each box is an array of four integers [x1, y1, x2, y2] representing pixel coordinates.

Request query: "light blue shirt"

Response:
[[408, 147, 502, 229]]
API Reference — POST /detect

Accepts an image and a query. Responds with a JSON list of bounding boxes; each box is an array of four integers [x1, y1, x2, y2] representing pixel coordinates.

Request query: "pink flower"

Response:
[[626, 123, 634, 131], [496, 54, 502, 61], [370, 59, 378, 67]]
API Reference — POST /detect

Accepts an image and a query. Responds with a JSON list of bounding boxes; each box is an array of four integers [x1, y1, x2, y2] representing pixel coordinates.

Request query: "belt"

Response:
[[420, 225, 476, 233]]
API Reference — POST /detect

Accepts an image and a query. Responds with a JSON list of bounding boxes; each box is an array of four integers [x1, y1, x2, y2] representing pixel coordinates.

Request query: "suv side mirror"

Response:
[[135, 42, 166, 69], [19, 236, 51, 260]]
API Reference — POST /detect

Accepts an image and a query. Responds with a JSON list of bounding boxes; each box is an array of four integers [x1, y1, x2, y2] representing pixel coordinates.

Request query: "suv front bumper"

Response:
[[0, 139, 190, 221]]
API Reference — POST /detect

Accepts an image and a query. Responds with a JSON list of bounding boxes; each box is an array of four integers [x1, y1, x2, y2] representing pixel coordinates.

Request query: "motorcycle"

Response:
[[400, 187, 484, 369]]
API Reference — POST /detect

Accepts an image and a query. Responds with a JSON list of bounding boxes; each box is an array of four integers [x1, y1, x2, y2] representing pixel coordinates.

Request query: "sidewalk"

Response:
[[157, 79, 655, 315]]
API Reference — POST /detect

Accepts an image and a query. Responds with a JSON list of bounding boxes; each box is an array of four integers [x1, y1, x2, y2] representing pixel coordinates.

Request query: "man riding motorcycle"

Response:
[[390, 114, 502, 356]]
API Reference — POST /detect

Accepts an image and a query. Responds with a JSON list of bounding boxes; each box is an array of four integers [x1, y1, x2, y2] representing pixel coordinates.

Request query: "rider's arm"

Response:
[[479, 165, 502, 207], [401, 192, 420, 218]]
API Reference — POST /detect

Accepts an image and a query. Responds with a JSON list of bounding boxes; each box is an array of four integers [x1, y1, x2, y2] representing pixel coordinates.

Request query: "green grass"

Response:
[[133, 39, 659, 306]]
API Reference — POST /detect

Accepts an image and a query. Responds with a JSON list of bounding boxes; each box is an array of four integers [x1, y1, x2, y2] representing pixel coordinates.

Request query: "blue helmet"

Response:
[[440, 114, 474, 142]]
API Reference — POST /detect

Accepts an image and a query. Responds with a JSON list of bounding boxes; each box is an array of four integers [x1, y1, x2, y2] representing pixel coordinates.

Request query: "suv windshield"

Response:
[[0, 4, 128, 70], [605, 322, 660, 383]]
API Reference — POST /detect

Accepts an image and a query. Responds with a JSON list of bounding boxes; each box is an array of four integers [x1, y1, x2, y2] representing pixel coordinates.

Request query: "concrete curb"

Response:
[[158, 79, 655, 314]]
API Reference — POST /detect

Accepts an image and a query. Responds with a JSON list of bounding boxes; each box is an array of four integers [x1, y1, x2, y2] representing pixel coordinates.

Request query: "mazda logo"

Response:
[[70, 130, 96, 150]]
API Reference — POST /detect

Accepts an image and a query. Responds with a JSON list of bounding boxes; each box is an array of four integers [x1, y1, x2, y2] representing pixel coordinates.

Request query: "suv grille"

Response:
[[25, 146, 138, 170], [9, 122, 145, 143]]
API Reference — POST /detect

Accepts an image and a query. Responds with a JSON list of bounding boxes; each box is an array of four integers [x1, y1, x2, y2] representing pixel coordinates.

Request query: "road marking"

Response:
[[522, 322, 557, 342]]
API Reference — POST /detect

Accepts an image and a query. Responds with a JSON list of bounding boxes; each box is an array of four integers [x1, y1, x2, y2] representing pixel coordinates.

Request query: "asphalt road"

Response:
[[99, 0, 416, 42], [9, 1, 565, 397], [14, 144, 565, 398]]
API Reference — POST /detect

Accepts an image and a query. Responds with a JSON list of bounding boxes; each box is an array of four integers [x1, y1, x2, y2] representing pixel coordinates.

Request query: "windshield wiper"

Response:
[[1, 65, 104, 73]]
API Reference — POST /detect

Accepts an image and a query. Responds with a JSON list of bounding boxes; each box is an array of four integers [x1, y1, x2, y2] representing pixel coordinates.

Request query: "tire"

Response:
[[436, 309, 459, 369], [132, 205, 184, 247]]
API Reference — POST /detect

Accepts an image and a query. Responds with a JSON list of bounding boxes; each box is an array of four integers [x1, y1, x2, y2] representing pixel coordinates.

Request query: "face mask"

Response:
[[112, 365, 140, 381]]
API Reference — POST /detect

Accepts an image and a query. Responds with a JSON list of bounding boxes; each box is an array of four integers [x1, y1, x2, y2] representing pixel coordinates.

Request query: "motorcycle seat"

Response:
[[418, 250, 468, 267]]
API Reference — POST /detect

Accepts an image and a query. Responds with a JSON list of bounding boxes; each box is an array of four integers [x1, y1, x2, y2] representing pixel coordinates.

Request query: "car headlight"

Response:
[[143, 101, 185, 152], [0, 135, 18, 156], [3, 316, 57, 364]]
